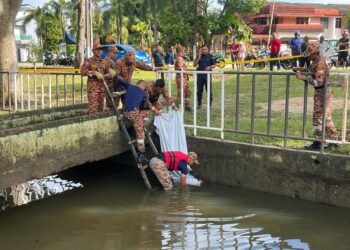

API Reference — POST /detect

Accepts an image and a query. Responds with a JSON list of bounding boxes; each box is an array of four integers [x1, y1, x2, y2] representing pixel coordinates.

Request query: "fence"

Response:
[[1, 69, 349, 153], [0, 72, 86, 112], [157, 70, 350, 153]]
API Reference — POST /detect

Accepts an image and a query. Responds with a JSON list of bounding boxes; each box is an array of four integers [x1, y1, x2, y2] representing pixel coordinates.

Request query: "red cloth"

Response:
[[163, 151, 188, 171], [269, 39, 281, 54], [230, 43, 239, 55]]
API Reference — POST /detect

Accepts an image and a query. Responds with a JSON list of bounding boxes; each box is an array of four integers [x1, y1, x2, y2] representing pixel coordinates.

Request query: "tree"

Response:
[[22, 6, 47, 54], [75, 0, 86, 68], [217, 0, 266, 40], [131, 21, 149, 49], [0, 0, 23, 106], [346, 10, 350, 29]]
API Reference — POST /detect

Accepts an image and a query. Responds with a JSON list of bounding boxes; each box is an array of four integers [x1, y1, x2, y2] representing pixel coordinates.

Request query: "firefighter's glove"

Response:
[[92, 71, 104, 80], [108, 68, 117, 78]]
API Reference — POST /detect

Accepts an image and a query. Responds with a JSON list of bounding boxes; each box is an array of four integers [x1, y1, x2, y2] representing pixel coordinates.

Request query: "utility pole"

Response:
[[85, 0, 93, 58], [267, 0, 276, 45]]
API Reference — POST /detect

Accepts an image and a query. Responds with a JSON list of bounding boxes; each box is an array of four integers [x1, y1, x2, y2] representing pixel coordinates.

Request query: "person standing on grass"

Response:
[[337, 29, 349, 70], [237, 41, 246, 71], [80, 42, 104, 115], [193, 45, 216, 109], [165, 46, 175, 66], [152, 44, 166, 79], [319, 36, 330, 57], [300, 36, 310, 68], [268, 32, 281, 71], [174, 45, 192, 111], [293, 42, 338, 151], [230, 38, 239, 70], [288, 31, 303, 67]]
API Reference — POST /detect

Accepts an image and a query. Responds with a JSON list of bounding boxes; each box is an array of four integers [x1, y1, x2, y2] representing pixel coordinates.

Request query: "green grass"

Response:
[[133, 68, 350, 154], [2, 68, 350, 154]]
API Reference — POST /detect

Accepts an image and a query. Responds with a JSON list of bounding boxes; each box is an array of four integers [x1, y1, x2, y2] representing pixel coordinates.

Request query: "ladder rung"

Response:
[[128, 139, 137, 145], [141, 164, 149, 170], [111, 90, 126, 97]]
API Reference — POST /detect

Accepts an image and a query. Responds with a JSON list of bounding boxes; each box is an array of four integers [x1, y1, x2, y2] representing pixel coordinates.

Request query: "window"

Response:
[[296, 17, 309, 24], [256, 17, 267, 25], [272, 17, 279, 24], [335, 18, 342, 28], [320, 17, 329, 29]]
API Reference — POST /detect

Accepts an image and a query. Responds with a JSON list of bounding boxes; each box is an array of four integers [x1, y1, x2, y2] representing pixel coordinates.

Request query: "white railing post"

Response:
[[34, 74, 37, 110], [181, 71, 184, 115], [27, 74, 30, 110], [342, 74, 349, 143], [206, 72, 211, 128], [14, 73, 17, 111], [49, 74, 52, 108], [167, 70, 172, 97], [20, 74, 24, 111], [193, 72, 197, 136], [220, 73, 225, 140], [41, 73, 44, 109]]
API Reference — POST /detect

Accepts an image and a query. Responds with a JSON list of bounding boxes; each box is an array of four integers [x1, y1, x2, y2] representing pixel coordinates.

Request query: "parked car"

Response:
[[100, 44, 151, 65]]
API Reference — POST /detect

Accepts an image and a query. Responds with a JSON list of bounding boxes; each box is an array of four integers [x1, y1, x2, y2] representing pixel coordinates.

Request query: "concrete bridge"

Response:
[[0, 104, 129, 189], [1, 105, 350, 208]]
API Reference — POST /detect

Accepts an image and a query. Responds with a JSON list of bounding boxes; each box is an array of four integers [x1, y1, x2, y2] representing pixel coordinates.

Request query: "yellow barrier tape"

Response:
[[217, 54, 303, 66], [17, 48, 350, 73], [18, 68, 80, 73]]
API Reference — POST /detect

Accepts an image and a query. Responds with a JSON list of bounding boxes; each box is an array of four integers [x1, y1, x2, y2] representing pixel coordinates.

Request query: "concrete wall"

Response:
[[188, 136, 350, 208], [0, 112, 129, 189]]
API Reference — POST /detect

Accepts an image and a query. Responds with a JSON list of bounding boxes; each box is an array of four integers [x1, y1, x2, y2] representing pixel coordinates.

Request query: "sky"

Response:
[[22, 0, 350, 8]]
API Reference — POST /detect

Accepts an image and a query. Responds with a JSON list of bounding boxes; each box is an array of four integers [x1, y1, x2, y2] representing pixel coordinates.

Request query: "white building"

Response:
[[15, 4, 38, 62]]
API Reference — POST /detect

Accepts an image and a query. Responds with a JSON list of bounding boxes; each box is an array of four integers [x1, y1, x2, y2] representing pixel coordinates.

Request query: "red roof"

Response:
[[275, 24, 324, 30], [255, 3, 340, 17], [252, 24, 324, 34]]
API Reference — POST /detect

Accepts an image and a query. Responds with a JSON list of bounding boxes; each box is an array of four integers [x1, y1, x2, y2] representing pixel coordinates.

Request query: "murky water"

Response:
[[0, 161, 350, 250]]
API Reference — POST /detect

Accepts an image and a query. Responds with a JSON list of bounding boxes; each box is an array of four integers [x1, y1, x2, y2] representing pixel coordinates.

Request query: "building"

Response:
[[248, 2, 350, 44], [210, 2, 350, 51], [15, 4, 38, 62]]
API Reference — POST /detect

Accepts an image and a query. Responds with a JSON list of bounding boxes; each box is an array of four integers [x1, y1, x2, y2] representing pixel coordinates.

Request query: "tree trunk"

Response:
[[0, 0, 23, 109], [152, 8, 158, 44], [0, 0, 22, 72], [75, 0, 86, 68], [192, 0, 198, 59], [118, 14, 122, 43]]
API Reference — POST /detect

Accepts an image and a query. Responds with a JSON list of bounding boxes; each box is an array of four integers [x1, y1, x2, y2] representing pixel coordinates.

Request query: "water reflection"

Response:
[[157, 189, 310, 250], [0, 175, 82, 211]]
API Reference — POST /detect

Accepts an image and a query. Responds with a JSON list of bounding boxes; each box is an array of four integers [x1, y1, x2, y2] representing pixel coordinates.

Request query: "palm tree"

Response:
[[22, 6, 47, 52], [44, 0, 67, 39]]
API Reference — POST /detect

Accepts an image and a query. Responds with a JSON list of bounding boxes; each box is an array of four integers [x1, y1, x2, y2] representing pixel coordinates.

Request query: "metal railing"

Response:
[[0, 72, 86, 112], [1, 69, 349, 153], [157, 69, 350, 153]]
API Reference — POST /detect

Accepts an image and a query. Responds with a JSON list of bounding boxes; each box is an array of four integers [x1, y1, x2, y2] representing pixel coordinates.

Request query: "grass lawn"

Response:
[[2, 67, 350, 154], [135, 68, 350, 154]]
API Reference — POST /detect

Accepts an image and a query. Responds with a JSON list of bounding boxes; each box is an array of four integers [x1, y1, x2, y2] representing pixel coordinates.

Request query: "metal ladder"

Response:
[[100, 77, 159, 189]]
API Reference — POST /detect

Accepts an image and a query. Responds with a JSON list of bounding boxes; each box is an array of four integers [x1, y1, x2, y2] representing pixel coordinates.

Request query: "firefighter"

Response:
[[174, 44, 192, 111], [115, 51, 154, 83], [149, 151, 200, 190], [81, 42, 104, 114], [116, 78, 150, 164], [294, 42, 338, 150], [101, 45, 118, 109], [146, 78, 178, 116]]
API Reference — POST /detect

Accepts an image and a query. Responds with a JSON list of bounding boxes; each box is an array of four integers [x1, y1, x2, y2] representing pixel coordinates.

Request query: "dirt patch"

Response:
[[258, 97, 349, 114]]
